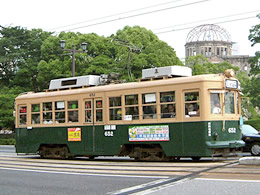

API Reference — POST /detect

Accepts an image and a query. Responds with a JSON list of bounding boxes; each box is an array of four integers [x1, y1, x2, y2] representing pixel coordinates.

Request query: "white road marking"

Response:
[[195, 178, 260, 183], [130, 178, 191, 195], [108, 176, 260, 194], [0, 166, 169, 179], [107, 179, 172, 195]]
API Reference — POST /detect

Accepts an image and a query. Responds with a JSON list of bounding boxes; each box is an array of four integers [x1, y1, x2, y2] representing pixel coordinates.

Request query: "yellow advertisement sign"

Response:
[[68, 128, 81, 141]]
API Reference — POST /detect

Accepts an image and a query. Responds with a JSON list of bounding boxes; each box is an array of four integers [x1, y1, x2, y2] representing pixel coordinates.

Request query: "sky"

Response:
[[1, 0, 260, 61]]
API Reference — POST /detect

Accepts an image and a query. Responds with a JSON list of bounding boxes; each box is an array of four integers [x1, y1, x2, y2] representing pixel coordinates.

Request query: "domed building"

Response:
[[185, 24, 250, 73]]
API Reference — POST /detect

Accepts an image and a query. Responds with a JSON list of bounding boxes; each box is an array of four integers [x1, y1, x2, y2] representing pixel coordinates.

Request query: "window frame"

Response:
[[184, 91, 200, 118], [67, 100, 79, 123], [31, 103, 41, 125], [18, 105, 27, 126], [54, 100, 66, 124], [42, 102, 53, 125], [109, 96, 122, 121], [142, 92, 157, 119], [160, 91, 176, 119], [125, 94, 139, 120], [224, 91, 235, 114]]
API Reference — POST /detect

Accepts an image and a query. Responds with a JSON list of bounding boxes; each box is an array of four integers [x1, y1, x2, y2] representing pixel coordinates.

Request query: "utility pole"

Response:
[[112, 39, 141, 80]]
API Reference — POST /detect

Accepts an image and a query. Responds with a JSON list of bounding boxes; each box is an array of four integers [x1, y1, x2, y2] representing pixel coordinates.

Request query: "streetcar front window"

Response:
[[225, 92, 235, 114], [210, 93, 222, 114]]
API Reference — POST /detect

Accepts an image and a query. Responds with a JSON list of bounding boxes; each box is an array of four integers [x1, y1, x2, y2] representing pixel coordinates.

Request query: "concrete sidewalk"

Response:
[[239, 157, 260, 165]]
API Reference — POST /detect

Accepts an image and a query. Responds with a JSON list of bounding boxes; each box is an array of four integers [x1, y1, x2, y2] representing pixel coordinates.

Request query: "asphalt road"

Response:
[[0, 168, 157, 195], [1, 145, 260, 195]]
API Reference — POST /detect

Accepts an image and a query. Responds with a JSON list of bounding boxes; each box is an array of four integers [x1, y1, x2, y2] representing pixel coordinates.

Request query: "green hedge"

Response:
[[244, 119, 260, 130], [0, 138, 16, 145], [0, 133, 15, 139]]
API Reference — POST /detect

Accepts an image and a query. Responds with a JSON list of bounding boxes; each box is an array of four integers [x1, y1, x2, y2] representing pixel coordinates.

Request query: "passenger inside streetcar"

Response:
[[162, 104, 175, 118]]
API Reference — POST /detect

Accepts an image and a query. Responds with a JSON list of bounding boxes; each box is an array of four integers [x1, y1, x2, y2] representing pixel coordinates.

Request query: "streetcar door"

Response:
[[84, 98, 104, 153]]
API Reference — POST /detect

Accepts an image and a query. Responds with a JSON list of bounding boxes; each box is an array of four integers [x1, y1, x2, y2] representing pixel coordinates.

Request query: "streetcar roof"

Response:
[[16, 73, 228, 100]]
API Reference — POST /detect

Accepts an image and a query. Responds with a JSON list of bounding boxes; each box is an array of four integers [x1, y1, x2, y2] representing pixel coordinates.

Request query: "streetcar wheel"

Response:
[[88, 156, 95, 160], [250, 143, 260, 156], [191, 157, 201, 161], [60, 146, 69, 159]]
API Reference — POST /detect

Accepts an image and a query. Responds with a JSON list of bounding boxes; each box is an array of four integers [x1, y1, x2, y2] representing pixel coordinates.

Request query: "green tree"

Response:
[[186, 55, 239, 75], [110, 26, 182, 80], [0, 26, 51, 91], [0, 26, 28, 87], [0, 87, 23, 130], [38, 26, 183, 87], [247, 14, 260, 108]]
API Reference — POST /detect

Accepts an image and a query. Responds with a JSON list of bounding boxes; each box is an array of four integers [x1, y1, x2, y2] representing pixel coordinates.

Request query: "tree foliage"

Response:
[[112, 26, 183, 80], [247, 14, 260, 108], [185, 55, 239, 75], [0, 25, 182, 129], [0, 87, 24, 130]]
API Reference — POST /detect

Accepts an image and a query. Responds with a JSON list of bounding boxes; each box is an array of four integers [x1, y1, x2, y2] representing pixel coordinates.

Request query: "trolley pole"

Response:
[[60, 40, 87, 77], [72, 45, 76, 77]]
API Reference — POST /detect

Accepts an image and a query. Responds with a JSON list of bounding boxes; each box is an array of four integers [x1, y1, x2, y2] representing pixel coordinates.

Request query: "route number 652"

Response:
[[104, 131, 113, 137]]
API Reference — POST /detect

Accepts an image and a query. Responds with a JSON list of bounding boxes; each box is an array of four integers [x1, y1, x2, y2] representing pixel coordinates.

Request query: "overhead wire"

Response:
[[59, 0, 211, 32], [48, 0, 186, 31], [155, 15, 258, 35], [152, 10, 260, 31], [1, 14, 258, 56]]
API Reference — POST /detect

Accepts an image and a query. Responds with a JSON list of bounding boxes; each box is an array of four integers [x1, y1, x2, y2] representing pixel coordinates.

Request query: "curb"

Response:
[[239, 157, 260, 165]]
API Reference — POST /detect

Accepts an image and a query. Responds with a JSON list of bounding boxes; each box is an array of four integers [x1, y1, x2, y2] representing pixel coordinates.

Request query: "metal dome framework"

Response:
[[186, 24, 232, 43]]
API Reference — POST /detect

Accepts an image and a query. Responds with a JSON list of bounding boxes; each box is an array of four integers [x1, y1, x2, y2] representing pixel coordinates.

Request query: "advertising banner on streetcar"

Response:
[[68, 127, 81, 141], [129, 125, 169, 142]]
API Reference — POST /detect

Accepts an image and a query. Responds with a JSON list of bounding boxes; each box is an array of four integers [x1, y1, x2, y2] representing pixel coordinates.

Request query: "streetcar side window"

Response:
[[18, 105, 27, 125], [125, 94, 139, 120], [43, 102, 53, 124], [68, 101, 78, 123], [96, 100, 103, 122], [225, 92, 235, 114], [109, 97, 122, 120], [55, 101, 65, 123], [85, 101, 92, 123], [31, 104, 40, 124], [142, 93, 157, 119], [210, 93, 222, 114], [184, 92, 200, 117], [160, 91, 176, 118]]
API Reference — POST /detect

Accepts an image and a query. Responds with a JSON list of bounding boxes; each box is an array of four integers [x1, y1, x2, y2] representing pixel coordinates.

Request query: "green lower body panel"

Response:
[[206, 140, 245, 149], [15, 120, 245, 158]]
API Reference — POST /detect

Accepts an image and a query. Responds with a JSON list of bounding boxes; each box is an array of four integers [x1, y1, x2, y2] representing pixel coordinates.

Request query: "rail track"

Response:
[[0, 156, 259, 180]]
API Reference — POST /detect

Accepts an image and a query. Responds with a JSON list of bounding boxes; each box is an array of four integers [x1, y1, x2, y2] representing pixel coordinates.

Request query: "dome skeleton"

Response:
[[186, 24, 232, 43]]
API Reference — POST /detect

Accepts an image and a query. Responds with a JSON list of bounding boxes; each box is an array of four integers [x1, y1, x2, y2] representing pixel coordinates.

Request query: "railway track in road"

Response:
[[1, 156, 259, 194], [0, 156, 259, 180]]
